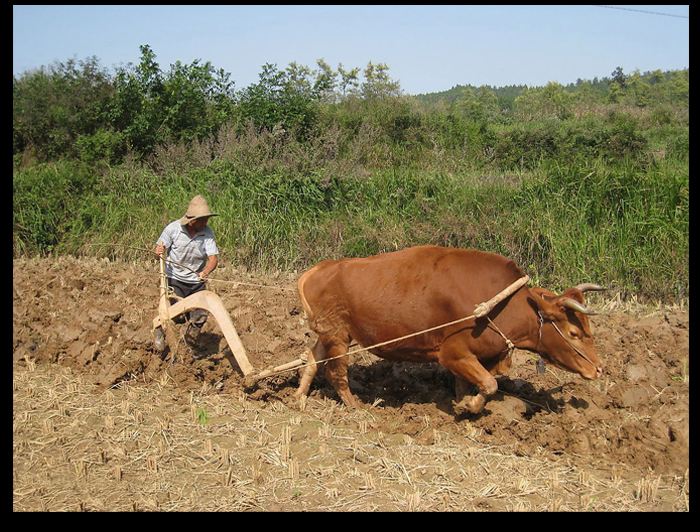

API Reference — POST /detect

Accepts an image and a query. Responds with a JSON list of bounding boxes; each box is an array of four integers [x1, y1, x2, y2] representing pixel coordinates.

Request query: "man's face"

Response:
[[189, 217, 210, 232]]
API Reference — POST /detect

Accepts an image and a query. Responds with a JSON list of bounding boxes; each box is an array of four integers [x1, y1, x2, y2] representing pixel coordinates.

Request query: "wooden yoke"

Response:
[[473, 275, 530, 318]]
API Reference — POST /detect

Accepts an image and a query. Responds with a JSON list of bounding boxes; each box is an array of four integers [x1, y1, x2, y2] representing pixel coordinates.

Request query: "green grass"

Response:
[[13, 152, 688, 302]]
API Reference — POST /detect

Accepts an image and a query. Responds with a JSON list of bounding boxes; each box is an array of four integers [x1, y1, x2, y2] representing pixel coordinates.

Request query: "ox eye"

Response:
[[568, 330, 581, 339]]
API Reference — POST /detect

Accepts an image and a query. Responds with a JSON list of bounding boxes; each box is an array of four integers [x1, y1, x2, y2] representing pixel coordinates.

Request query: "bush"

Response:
[[490, 121, 560, 169], [13, 162, 99, 254], [604, 113, 648, 159], [76, 129, 127, 165], [13, 57, 113, 162]]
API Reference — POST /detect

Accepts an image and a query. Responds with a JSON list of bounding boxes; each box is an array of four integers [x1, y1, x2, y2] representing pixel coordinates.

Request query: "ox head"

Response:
[[528, 283, 606, 380]]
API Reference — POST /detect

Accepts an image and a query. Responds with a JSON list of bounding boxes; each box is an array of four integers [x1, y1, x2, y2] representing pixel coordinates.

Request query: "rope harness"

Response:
[[549, 320, 599, 370]]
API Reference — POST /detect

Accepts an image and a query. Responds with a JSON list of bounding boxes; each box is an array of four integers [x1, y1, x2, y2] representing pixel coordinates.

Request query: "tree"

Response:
[[454, 86, 499, 122], [624, 70, 651, 108], [108, 44, 238, 154], [611, 66, 626, 88], [236, 62, 318, 138], [13, 56, 114, 160], [514, 82, 573, 120], [109, 44, 167, 154], [285, 61, 314, 97], [361, 62, 401, 99], [337, 63, 360, 100], [312, 59, 337, 102]]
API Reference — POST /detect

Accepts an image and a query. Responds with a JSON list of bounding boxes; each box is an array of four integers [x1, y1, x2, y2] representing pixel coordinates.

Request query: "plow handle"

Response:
[[157, 246, 170, 326]]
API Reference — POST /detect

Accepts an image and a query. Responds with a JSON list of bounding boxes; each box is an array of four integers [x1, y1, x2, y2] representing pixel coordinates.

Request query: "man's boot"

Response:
[[153, 326, 166, 352], [184, 322, 202, 347]]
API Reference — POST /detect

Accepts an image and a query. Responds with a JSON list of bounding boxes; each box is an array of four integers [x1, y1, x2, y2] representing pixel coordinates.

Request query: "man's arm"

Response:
[[199, 255, 218, 280], [155, 225, 173, 257]]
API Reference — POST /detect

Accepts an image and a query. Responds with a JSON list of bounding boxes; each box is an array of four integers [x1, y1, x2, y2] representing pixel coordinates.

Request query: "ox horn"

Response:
[[575, 283, 607, 293], [560, 297, 598, 315]]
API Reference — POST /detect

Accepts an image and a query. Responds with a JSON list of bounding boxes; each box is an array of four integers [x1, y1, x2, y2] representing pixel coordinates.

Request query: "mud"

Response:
[[13, 256, 689, 480]]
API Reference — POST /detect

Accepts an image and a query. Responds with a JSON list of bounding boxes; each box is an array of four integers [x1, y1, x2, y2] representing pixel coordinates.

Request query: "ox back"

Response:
[[300, 245, 526, 355]]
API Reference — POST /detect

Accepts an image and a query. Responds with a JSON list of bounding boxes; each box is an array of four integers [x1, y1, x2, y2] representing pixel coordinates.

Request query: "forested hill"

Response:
[[413, 68, 686, 110], [414, 84, 528, 110]]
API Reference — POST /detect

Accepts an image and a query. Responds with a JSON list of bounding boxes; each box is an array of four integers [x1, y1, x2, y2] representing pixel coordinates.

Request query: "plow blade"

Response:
[[152, 290, 254, 377]]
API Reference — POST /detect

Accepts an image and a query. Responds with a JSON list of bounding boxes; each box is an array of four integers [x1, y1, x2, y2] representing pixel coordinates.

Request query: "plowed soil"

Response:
[[13, 256, 689, 511]]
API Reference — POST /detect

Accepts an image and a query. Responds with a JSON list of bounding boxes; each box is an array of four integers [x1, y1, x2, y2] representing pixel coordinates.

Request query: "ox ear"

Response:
[[528, 289, 566, 322], [561, 287, 586, 304]]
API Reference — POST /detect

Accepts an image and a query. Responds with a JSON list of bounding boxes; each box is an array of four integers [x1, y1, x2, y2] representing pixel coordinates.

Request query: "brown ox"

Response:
[[295, 245, 604, 414]]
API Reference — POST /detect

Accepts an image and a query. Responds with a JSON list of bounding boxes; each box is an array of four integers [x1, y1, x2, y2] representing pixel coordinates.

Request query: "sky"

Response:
[[12, 5, 690, 95]]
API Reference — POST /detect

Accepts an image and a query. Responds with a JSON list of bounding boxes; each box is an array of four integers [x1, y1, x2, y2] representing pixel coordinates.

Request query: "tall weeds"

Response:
[[13, 112, 688, 302]]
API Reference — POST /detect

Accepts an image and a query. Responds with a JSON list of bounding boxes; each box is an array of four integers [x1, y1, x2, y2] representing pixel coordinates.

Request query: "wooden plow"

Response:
[[152, 255, 307, 382]]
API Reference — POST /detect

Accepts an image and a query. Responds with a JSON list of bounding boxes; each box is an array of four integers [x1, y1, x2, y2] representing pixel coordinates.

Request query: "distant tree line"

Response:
[[416, 68, 688, 119], [13, 45, 402, 164], [13, 44, 688, 168]]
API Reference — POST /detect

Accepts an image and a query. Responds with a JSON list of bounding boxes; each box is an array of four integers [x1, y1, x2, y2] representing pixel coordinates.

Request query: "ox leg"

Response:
[[295, 339, 327, 399], [485, 351, 513, 377], [323, 341, 361, 408], [439, 349, 498, 415]]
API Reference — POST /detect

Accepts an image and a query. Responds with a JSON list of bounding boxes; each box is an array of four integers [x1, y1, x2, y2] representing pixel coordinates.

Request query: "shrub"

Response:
[[76, 129, 127, 165]]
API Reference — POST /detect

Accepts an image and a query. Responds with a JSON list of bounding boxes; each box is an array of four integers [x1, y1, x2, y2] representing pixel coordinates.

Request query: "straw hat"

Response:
[[179, 195, 218, 225]]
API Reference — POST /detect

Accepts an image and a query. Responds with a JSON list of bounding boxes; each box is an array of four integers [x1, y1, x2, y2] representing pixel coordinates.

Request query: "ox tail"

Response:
[[297, 264, 322, 322]]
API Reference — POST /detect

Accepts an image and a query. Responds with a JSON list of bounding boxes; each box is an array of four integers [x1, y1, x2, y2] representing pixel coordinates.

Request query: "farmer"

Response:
[[152, 195, 220, 352]]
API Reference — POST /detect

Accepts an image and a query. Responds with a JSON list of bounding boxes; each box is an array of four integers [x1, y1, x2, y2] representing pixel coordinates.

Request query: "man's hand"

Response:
[[154, 243, 165, 257], [199, 255, 218, 282]]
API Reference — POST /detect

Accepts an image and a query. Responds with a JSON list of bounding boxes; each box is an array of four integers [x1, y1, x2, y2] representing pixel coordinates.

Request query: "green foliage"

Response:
[[487, 113, 648, 170], [514, 82, 574, 120], [108, 45, 236, 157], [453, 86, 500, 123], [665, 129, 689, 160], [491, 121, 560, 169], [13, 161, 100, 254], [415, 83, 528, 114], [236, 63, 318, 139], [12, 48, 688, 302], [13, 57, 114, 161], [611, 66, 627, 88], [361, 62, 402, 99], [14, 151, 688, 302], [76, 128, 127, 165]]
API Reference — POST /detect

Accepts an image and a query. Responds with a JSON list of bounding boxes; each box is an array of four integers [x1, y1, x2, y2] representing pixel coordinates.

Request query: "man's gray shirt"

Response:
[[157, 221, 219, 283]]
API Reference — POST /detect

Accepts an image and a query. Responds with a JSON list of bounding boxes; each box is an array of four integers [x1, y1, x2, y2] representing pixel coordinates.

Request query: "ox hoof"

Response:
[[340, 395, 363, 409], [452, 394, 486, 416], [285, 393, 309, 412], [292, 390, 307, 404]]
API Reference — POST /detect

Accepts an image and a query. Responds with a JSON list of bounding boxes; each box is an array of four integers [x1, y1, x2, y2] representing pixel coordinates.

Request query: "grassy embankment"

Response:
[[13, 122, 687, 303]]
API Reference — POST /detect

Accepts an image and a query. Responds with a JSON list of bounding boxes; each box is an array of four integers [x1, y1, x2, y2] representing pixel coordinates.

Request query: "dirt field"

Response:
[[13, 256, 689, 511]]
